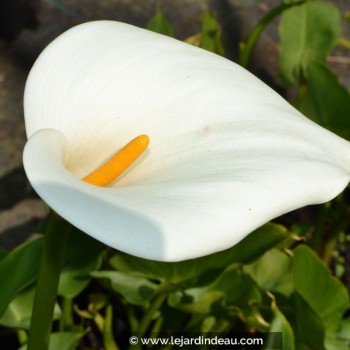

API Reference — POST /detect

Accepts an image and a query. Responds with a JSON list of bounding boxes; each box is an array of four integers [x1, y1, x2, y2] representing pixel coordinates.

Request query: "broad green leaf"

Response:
[[325, 337, 350, 350], [0, 286, 60, 329], [147, 9, 174, 37], [0, 238, 43, 316], [244, 249, 293, 296], [58, 229, 103, 298], [279, 1, 340, 84], [185, 11, 224, 56], [91, 271, 158, 305], [338, 317, 350, 341], [170, 290, 223, 315], [168, 269, 261, 317], [199, 11, 224, 56], [20, 332, 83, 350], [296, 62, 350, 138], [325, 317, 350, 350], [0, 248, 7, 261], [158, 304, 192, 332], [292, 245, 349, 333], [110, 223, 288, 286], [293, 292, 325, 350], [268, 299, 294, 350]]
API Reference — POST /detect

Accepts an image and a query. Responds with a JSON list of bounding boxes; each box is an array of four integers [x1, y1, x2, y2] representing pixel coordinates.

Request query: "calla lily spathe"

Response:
[[23, 20, 350, 261]]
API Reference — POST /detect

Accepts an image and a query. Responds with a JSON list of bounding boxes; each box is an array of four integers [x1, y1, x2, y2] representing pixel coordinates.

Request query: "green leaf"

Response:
[[169, 269, 261, 317], [147, 9, 174, 37], [199, 11, 224, 55], [110, 223, 288, 287], [91, 271, 158, 305], [338, 317, 350, 341], [279, 1, 340, 84], [0, 238, 43, 316], [296, 62, 350, 138], [292, 245, 349, 333], [170, 290, 224, 315], [293, 292, 326, 350], [58, 229, 103, 298], [268, 298, 295, 350], [325, 336, 350, 350], [0, 286, 60, 330], [325, 317, 350, 350], [244, 249, 293, 296], [0, 248, 7, 261], [20, 332, 84, 350]]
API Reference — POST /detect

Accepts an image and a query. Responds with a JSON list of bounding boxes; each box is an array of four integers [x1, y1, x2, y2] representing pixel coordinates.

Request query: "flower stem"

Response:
[[59, 297, 74, 331], [103, 304, 120, 350], [137, 292, 167, 336], [238, 1, 304, 68], [27, 212, 71, 350]]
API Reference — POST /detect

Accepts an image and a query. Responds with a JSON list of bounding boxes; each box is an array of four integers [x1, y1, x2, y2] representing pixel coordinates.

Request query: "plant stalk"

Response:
[[27, 212, 71, 350], [103, 304, 120, 350], [238, 1, 304, 68], [59, 297, 74, 332], [137, 292, 167, 336]]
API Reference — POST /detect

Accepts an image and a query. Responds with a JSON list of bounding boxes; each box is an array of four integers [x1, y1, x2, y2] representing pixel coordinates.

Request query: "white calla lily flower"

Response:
[[23, 21, 350, 261]]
